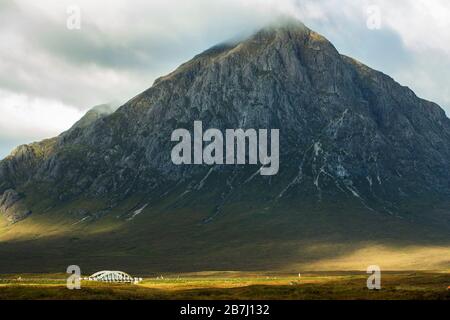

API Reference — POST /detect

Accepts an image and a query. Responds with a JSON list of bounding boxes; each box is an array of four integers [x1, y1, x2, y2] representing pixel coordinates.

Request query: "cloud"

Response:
[[0, 0, 281, 110], [0, 89, 83, 139], [0, 88, 84, 157], [0, 0, 450, 158]]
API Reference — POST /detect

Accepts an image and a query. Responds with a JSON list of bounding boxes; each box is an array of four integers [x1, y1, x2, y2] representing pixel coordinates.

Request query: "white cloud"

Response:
[[377, 0, 450, 54], [0, 89, 83, 140], [1, 0, 450, 158]]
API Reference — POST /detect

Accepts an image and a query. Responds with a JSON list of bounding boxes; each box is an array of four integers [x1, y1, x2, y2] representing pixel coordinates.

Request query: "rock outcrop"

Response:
[[0, 189, 31, 223]]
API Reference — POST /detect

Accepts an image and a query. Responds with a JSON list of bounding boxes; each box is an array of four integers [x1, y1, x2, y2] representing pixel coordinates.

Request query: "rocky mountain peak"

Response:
[[0, 20, 449, 273], [1, 20, 450, 225]]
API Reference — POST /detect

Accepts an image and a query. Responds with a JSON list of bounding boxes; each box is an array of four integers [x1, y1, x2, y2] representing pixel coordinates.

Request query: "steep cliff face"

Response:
[[2, 21, 449, 213], [0, 21, 449, 272]]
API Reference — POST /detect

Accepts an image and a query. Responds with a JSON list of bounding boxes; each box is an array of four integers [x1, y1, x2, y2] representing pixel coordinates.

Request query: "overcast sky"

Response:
[[1, 0, 450, 158]]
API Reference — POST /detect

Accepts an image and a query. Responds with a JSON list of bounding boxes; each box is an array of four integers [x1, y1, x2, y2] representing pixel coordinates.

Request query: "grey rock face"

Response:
[[0, 20, 449, 219], [0, 189, 31, 223]]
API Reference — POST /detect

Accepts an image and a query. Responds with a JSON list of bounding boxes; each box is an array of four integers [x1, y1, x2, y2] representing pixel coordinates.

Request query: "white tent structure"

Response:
[[86, 271, 142, 283]]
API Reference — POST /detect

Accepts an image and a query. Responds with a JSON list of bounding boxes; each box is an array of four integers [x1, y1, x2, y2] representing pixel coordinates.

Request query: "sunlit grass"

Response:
[[0, 272, 448, 300], [290, 244, 450, 272]]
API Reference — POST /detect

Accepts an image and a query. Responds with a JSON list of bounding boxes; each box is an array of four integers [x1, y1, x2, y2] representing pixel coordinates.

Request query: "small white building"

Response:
[[86, 270, 143, 284]]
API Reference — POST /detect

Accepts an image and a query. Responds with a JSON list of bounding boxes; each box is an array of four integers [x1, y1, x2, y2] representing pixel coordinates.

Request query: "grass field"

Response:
[[0, 271, 449, 300]]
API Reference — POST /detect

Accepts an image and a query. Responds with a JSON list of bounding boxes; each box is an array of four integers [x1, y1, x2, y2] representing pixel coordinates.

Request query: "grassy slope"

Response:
[[0, 184, 449, 274]]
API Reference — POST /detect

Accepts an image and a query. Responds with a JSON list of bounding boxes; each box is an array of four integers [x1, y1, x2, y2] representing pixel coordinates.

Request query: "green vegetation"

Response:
[[0, 272, 448, 300], [0, 189, 449, 274]]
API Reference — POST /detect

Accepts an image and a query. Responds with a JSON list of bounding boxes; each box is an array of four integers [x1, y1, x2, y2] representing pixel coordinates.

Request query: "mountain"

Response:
[[0, 20, 449, 273], [68, 103, 119, 131]]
